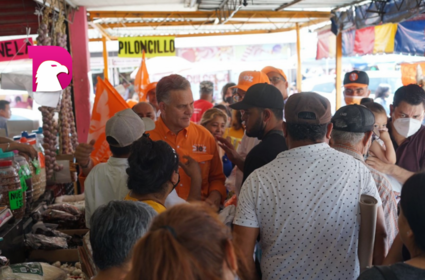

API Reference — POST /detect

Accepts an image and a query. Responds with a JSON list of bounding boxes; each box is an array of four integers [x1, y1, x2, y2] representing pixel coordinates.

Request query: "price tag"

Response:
[[8, 189, 23, 210]]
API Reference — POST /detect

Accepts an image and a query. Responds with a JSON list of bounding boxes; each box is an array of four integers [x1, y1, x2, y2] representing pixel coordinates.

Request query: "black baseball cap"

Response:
[[343, 70, 369, 88], [229, 83, 284, 110], [332, 105, 375, 133]]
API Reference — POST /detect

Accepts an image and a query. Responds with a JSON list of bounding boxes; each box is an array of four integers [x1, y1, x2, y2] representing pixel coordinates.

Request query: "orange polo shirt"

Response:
[[149, 117, 226, 203]]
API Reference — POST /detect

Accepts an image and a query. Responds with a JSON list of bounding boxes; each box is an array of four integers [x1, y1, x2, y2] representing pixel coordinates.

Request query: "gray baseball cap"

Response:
[[105, 109, 155, 147]]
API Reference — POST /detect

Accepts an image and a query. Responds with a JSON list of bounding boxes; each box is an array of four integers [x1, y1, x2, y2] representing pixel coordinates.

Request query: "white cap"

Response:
[[105, 109, 155, 147]]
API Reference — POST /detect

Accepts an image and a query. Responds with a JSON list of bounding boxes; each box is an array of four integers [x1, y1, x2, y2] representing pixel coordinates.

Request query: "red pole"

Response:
[[68, 7, 91, 143]]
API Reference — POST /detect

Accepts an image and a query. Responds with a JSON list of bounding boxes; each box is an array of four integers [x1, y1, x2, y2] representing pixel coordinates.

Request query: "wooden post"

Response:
[[102, 36, 109, 81], [335, 32, 343, 110], [296, 23, 302, 92]]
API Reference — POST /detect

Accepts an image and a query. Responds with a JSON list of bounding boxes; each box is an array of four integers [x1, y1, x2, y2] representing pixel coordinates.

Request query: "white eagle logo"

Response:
[[35, 60, 68, 92]]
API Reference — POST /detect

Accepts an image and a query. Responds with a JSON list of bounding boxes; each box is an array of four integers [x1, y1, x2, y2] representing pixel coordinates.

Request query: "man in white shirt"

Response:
[[234, 92, 386, 280], [84, 109, 155, 228], [330, 104, 398, 254]]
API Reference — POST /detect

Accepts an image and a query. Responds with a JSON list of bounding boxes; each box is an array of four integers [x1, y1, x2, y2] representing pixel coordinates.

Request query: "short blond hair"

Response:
[[200, 108, 228, 127]]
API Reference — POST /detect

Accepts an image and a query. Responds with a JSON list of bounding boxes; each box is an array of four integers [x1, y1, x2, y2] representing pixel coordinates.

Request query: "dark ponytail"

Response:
[[400, 172, 425, 252], [126, 136, 179, 196]]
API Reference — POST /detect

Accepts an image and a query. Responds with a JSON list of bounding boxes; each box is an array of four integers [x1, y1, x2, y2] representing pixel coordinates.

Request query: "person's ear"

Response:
[[285, 81, 289, 89], [282, 121, 287, 137], [262, 109, 272, 122], [366, 89, 371, 97], [171, 171, 179, 185], [225, 240, 238, 272], [326, 122, 333, 140], [159, 101, 166, 113], [390, 104, 394, 116], [363, 131, 373, 152]]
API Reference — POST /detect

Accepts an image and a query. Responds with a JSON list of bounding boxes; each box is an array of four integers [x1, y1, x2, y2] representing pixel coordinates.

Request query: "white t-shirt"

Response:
[[234, 143, 381, 280], [85, 157, 185, 228]]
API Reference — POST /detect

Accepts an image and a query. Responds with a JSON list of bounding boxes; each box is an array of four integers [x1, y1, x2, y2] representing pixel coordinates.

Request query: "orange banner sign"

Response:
[[88, 77, 129, 162], [134, 51, 150, 101]]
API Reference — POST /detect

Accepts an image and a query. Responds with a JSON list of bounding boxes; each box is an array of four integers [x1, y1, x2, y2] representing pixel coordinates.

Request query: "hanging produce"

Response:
[[55, 12, 78, 155], [36, 7, 62, 179]]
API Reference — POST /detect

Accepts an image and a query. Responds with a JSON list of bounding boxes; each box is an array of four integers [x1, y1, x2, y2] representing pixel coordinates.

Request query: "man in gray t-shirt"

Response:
[[0, 100, 11, 136]]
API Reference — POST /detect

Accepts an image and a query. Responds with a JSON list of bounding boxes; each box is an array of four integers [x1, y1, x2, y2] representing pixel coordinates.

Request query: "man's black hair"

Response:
[[106, 136, 132, 157], [393, 84, 425, 108], [0, 100, 10, 111], [286, 123, 328, 143]]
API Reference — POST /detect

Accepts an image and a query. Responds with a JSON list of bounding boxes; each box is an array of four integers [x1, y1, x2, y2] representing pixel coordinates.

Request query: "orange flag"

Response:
[[88, 77, 129, 162], [134, 51, 150, 101]]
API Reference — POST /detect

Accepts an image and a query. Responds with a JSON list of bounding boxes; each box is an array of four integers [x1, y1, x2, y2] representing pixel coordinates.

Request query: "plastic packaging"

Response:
[[19, 137, 43, 202], [25, 131, 47, 196], [0, 160, 25, 220], [47, 204, 81, 216], [25, 234, 68, 250], [0, 262, 67, 280], [14, 152, 33, 213]]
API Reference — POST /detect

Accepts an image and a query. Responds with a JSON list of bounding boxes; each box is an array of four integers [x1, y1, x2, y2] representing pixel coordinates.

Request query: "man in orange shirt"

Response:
[[149, 74, 226, 209]]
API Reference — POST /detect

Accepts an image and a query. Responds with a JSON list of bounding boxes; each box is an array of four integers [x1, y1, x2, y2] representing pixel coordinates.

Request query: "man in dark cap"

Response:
[[234, 92, 384, 280], [344, 70, 371, 105], [330, 105, 395, 258], [227, 83, 288, 183]]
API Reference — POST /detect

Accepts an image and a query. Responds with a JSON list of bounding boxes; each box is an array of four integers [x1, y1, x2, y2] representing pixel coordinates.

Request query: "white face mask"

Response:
[[393, 117, 422, 138]]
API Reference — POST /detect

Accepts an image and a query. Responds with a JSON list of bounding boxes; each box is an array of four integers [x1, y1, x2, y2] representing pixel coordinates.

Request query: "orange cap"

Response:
[[230, 71, 270, 92], [261, 66, 287, 81], [146, 82, 157, 93]]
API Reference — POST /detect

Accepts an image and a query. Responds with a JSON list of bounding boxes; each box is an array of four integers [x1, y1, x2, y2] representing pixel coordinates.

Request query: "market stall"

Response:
[[0, 1, 90, 277]]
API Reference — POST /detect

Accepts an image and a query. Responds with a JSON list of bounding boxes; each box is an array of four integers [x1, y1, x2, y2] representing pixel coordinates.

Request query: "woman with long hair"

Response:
[[127, 203, 254, 280]]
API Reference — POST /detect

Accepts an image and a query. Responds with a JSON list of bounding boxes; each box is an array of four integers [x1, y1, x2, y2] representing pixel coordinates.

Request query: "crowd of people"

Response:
[[75, 67, 425, 280]]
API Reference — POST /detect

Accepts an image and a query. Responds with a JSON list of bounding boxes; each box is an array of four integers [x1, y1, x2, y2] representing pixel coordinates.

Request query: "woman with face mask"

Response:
[[220, 82, 236, 106], [125, 136, 202, 212]]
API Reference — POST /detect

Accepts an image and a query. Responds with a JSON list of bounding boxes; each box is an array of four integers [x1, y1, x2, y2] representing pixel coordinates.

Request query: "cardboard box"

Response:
[[29, 249, 79, 262]]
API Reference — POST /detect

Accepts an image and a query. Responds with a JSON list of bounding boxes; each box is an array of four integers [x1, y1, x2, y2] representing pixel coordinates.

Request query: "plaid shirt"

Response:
[[334, 147, 399, 253]]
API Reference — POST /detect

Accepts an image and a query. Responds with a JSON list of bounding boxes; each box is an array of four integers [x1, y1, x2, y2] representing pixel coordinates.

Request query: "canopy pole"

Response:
[[335, 32, 342, 110], [102, 36, 109, 81], [296, 23, 302, 92]]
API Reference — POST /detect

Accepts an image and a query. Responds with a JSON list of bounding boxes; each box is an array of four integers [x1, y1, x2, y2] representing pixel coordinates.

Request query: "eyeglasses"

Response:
[[269, 76, 285, 84]]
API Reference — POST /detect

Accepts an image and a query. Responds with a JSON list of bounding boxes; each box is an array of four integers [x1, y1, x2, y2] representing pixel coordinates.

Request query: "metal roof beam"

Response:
[[87, 17, 329, 41], [88, 10, 331, 21], [275, 0, 303, 11], [89, 22, 113, 40], [89, 20, 278, 29]]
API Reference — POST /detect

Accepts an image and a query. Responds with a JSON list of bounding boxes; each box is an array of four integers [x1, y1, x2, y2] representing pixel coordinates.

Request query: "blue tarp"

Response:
[[394, 20, 425, 56], [342, 30, 355, 56]]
